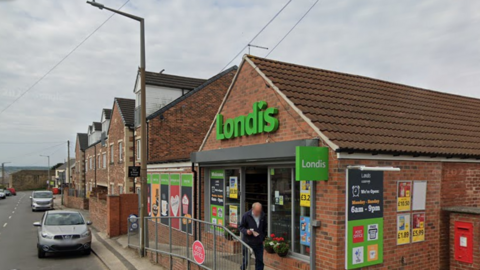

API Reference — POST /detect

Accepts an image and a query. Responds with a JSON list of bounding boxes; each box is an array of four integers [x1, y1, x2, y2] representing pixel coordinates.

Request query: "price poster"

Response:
[[300, 181, 311, 207], [397, 181, 412, 212], [397, 213, 411, 245], [229, 176, 238, 199], [412, 213, 425, 243]]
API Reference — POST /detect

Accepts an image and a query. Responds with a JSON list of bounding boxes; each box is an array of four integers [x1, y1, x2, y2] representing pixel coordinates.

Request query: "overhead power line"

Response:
[[265, 0, 319, 58], [220, 0, 292, 71], [0, 0, 131, 118], [0, 141, 65, 145]]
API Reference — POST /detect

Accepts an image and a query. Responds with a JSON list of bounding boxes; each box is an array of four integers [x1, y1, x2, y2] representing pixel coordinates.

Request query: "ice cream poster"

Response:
[[300, 216, 311, 246], [412, 213, 425, 243]]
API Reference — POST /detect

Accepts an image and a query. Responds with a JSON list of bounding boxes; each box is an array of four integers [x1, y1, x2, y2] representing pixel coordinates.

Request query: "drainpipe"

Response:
[[131, 126, 136, 194], [192, 162, 198, 240], [94, 144, 97, 191]]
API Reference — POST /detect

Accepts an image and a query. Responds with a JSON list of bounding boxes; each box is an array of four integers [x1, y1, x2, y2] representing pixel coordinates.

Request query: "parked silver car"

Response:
[[33, 210, 92, 258], [0, 189, 5, 199], [30, 191, 54, 211]]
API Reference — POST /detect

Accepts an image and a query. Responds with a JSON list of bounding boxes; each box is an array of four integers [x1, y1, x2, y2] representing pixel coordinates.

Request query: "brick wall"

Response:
[[449, 212, 480, 269], [63, 187, 88, 210], [89, 196, 107, 233], [11, 170, 53, 191], [148, 69, 236, 163], [441, 163, 480, 268], [201, 62, 316, 151]]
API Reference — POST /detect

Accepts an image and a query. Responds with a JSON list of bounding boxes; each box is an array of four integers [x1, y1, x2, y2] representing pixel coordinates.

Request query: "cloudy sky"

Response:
[[1, 0, 480, 167]]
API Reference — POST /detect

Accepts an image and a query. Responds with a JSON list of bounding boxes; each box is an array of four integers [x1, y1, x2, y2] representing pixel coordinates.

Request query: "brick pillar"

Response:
[[446, 208, 480, 270], [107, 195, 120, 238]]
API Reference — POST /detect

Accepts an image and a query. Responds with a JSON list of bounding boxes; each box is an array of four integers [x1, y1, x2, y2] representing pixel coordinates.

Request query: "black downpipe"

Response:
[[192, 162, 198, 240], [131, 126, 136, 194]]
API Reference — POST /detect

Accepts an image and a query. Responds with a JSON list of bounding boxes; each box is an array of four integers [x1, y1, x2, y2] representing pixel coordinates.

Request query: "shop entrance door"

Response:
[[244, 167, 269, 214]]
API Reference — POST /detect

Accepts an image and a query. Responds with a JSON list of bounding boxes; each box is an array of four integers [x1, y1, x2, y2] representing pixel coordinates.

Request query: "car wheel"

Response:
[[84, 248, 91, 256], [32, 209, 35, 212], [38, 248, 46, 258]]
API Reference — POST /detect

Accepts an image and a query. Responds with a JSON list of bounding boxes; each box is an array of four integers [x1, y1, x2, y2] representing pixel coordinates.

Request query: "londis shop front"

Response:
[[192, 100, 331, 270]]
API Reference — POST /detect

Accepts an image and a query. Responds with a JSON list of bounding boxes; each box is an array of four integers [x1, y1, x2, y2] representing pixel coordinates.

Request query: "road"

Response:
[[0, 191, 107, 270]]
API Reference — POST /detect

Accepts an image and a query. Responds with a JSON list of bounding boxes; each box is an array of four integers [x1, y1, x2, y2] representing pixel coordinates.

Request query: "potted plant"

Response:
[[273, 237, 289, 257], [264, 234, 277, 254]]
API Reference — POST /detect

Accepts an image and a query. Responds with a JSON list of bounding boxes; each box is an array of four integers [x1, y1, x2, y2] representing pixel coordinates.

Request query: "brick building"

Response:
[[145, 66, 236, 220], [106, 97, 135, 195], [73, 133, 88, 191], [183, 55, 480, 270]]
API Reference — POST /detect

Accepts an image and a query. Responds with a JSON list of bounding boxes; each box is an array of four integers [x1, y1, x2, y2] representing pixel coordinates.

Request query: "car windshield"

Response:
[[33, 192, 53, 198], [45, 213, 85, 226]]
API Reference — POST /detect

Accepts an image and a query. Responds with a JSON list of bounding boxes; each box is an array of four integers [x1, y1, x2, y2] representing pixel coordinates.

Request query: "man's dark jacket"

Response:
[[239, 210, 267, 246]]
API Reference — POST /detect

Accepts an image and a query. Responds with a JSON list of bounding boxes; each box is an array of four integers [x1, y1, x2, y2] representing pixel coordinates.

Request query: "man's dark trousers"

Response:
[[242, 244, 264, 270]]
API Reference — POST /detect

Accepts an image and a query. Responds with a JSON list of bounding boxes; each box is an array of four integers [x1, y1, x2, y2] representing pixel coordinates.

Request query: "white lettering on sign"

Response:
[[211, 172, 223, 178], [368, 205, 381, 213], [301, 160, 327, 168], [351, 206, 364, 213]]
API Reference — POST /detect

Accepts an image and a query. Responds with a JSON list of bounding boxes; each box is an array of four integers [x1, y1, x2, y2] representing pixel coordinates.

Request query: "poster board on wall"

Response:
[[147, 174, 152, 217], [397, 181, 412, 212], [170, 174, 181, 230], [397, 213, 411, 245], [345, 170, 384, 269], [181, 174, 193, 234], [210, 170, 225, 228], [412, 181, 427, 211], [151, 174, 160, 218], [412, 213, 425, 243], [160, 174, 169, 225]]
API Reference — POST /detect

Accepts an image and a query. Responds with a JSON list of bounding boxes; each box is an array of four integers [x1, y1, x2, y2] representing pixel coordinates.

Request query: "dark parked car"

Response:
[[4, 189, 11, 196]]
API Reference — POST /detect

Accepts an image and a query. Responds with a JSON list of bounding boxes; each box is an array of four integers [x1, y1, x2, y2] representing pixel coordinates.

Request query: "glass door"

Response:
[[269, 168, 293, 241]]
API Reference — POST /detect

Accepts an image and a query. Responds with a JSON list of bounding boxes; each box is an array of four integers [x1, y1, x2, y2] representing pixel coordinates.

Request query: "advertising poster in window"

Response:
[[345, 170, 384, 269], [397, 181, 412, 212], [412, 213, 425, 243], [229, 176, 238, 199], [170, 174, 181, 230], [151, 174, 160, 219], [300, 216, 311, 247], [397, 213, 411, 245], [160, 174, 169, 225], [210, 170, 225, 228], [300, 181, 311, 207], [181, 174, 193, 234], [229, 205, 238, 228], [147, 174, 152, 217]]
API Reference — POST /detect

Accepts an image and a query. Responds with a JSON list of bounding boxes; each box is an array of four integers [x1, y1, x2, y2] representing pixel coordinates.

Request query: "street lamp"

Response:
[[86, 0, 148, 256], [40, 155, 51, 188], [1, 162, 11, 187]]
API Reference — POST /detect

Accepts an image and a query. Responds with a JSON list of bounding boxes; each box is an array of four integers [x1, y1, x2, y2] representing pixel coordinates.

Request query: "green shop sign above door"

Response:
[[216, 101, 279, 140], [295, 146, 329, 181]]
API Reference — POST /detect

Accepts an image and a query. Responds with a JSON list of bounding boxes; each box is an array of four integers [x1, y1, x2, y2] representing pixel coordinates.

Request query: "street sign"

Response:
[[192, 240, 206, 265], [128, 166, 141, 177]]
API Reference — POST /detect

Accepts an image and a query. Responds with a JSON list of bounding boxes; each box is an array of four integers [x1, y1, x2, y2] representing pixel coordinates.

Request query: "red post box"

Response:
[[454, 221, 473, 264]]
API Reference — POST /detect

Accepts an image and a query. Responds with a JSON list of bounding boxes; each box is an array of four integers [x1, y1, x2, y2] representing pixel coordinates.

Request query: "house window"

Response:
[[89, 158, 92, 170], [119, 142, 123, 161], [119, 186, 123, 195], [136, 140, 141, 160], [110, 145, 114, 163], [103, 153, 107, 168], [98, 155, 101, 169], [85, 159, 88, 172], [110, 184, 114, 195]]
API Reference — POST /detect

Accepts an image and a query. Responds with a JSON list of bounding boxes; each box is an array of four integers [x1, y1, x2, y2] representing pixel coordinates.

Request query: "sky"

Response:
[[1, 0, 480, 166]]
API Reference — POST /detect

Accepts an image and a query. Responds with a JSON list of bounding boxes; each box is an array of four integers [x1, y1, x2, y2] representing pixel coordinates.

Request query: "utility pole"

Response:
[[64, 140, 70, 205], [86, 0, 148, 257], [1, 162, 11, 188], [40, 155, 50, 188]]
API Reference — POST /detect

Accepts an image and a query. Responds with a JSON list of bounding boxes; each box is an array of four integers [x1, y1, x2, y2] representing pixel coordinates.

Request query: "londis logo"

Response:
[[216, 101, 279, 140]]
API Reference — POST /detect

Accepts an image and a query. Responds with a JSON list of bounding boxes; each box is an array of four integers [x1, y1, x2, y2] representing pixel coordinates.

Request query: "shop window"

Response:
[[225, 169, 241, 229], [293, 180, 311, 256]]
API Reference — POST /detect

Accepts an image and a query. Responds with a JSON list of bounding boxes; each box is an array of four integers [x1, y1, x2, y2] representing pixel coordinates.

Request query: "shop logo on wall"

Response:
[[295, 146, 329, 181], [216, 101, 279, 140], [353, 226, 364, 243]]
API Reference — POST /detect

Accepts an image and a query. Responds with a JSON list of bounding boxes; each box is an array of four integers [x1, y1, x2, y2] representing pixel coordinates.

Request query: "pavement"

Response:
[[54, 195, 166, 270], [0, 191, 106, 270]]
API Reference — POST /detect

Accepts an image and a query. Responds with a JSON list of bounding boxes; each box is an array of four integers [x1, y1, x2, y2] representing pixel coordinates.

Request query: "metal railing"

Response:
[[130, 216, 254, 270]]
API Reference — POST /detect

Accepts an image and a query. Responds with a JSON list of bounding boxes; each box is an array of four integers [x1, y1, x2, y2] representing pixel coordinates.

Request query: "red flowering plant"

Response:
[[273, 235, 290, 257], [264, 233, 277, 253]]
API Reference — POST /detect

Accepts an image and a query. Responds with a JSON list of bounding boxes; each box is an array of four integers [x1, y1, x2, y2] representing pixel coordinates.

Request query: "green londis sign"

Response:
[[295, 146, 329, 181], [216, 101, 279, 140]]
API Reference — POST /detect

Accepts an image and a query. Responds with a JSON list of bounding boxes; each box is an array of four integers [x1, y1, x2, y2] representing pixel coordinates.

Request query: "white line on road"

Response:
[[12, 211, 14, 214], [8, 216, 11, 219], [3, 223, 6, 228]]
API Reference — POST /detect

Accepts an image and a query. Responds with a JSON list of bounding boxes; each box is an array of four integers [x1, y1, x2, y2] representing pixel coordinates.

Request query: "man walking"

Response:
[[239, 202, 267, 270]]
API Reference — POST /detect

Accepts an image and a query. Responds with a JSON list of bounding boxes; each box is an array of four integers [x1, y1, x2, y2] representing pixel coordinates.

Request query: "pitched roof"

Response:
[[145, 71, 206, 90], [247, 55, 480, 158], [77, 133, 88, 151], [57, 159, 75, 170], [147, 66, 238, 121], [115, 98, 135, 127], [93, 122, 102, 131], [103, 108, 112, 120]]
